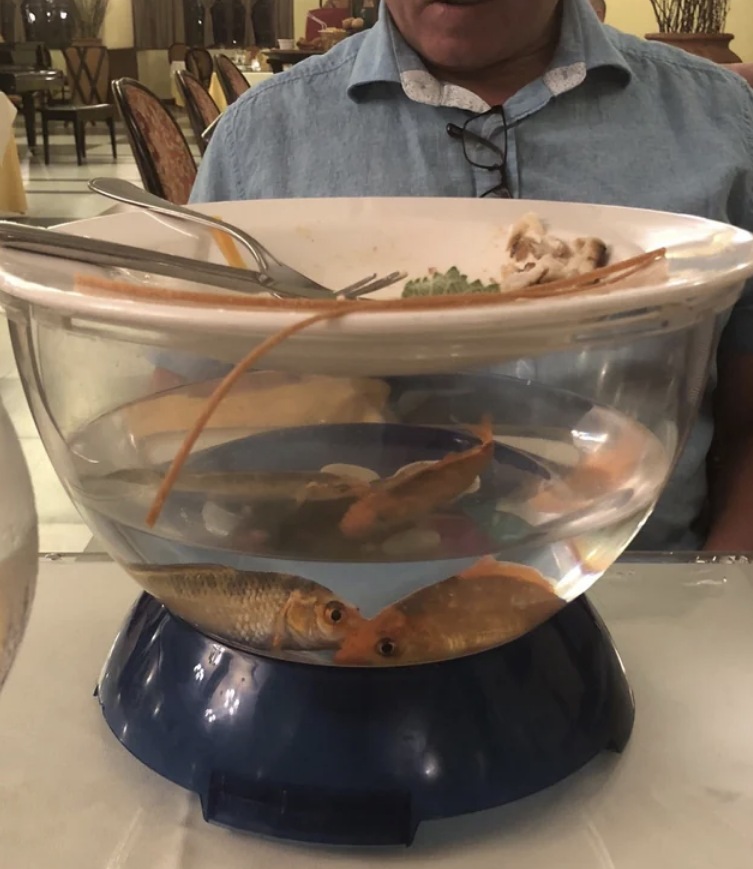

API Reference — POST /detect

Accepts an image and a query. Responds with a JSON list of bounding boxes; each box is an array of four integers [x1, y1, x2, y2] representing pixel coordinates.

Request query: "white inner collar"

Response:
[[399, 62, 588, 111]]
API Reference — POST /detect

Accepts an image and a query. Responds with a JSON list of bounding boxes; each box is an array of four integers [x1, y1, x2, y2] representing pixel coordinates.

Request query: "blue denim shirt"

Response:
[[191, 0, 753, 550]]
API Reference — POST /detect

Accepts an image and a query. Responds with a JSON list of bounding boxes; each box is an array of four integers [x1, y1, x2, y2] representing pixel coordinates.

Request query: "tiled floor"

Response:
[[1, 112, 198, 554]]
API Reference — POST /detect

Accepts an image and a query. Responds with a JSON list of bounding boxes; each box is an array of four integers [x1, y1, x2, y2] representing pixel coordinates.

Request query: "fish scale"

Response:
[[125, 563, 361, 652]]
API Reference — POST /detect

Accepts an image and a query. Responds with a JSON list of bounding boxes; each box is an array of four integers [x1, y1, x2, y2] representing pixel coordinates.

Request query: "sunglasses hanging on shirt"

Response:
[[447, 104, 512, 199]]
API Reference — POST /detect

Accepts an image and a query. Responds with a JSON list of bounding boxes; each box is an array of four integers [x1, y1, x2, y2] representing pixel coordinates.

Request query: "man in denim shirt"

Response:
[[191, 0, 753, 552]]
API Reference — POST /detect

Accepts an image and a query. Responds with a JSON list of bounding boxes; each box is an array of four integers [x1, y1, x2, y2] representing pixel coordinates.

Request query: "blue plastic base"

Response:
[[97, 594, 634, 846]]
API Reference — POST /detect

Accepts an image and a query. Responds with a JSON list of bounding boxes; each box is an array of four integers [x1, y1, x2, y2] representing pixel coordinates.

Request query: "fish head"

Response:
[[334, 607, 424, 666], [285, 590, 365, 650]]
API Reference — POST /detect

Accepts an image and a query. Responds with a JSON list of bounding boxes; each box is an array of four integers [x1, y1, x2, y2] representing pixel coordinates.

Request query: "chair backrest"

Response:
[[175, 69, 221, 155], [112, 78, 197, 205], [168, 42, 188, 64], [63, 45, 110, 105], [186, 47, 214, 89], [215, 54, 249, 107]]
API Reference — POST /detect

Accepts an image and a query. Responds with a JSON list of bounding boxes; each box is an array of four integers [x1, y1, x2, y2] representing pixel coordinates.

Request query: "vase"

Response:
[[0, 395, 38, 694], [645, 33, 742, 64]]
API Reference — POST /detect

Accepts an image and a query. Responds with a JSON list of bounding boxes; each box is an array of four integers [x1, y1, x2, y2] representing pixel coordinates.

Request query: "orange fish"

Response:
[[339, 416, 495, 541], [334, 556, 562, 666]]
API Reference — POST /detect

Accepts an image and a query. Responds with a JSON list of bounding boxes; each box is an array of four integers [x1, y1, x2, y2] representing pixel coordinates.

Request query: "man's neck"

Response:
[[424, 13, 561, 106]]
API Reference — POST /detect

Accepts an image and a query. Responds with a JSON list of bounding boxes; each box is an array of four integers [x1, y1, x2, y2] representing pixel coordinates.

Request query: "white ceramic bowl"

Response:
[[0, 198, 751, 378]]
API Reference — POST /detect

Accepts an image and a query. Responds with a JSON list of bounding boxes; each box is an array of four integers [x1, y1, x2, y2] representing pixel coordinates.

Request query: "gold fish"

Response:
[[339, 417, 495, 541], [126, 563, 364, 652], [334, 556, 562, 666]]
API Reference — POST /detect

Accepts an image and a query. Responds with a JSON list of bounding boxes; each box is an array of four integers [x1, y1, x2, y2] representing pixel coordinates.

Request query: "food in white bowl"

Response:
[[0, 198, 751, 666], [403, 212, 610, 296]]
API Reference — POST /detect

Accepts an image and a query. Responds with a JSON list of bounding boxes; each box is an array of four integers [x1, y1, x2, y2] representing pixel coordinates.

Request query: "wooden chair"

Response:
[[215, 54, 249, 107], [168, 42, 188, 64], [112, 78, 197, 205], [186, 47, 214, 89], [175, 69, 221, 155], [40, 45, 117, 166], [39, 44, 70, 107]]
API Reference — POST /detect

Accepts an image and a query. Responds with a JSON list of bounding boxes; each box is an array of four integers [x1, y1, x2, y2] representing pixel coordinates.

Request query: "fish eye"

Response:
[[325, 602, 345, 624], [377, 638, 397, 658]]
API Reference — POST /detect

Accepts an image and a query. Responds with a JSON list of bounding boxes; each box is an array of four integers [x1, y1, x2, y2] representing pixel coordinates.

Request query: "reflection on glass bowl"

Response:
[[0, 399, 37, 693]]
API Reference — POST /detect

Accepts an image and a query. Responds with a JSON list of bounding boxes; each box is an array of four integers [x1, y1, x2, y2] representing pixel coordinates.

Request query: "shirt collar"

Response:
[[347, 0, 632, 105]]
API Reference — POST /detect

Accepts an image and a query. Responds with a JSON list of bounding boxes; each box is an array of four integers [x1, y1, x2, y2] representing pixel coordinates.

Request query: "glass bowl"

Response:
[[0, 197, 751, 667], [0, 393, 37, 692]]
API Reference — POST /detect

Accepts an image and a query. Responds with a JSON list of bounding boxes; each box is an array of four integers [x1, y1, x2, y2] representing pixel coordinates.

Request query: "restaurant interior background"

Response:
[[3, 0, 752, 101], [0, 0, 752, 554]]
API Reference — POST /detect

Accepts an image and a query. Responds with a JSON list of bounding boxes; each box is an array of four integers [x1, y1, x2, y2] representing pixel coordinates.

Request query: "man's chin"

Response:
[[416, 35, 501, 74]]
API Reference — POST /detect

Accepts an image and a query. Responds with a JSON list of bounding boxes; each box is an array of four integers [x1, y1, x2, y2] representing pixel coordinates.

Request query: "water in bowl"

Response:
[[66, 373, 670, 665]]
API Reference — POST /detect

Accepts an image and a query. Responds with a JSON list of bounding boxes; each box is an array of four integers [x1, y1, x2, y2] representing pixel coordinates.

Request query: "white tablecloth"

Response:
[[0, 94, 26, 215], [2, 559, 753, 867], [170, 61, 187, 107]]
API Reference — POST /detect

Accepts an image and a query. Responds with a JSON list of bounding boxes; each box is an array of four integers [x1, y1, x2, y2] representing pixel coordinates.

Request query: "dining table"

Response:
[[264, 48, 323, 74], [207, 69, 274, 112], [2, 554, 753, 867], [0, 92, 27, 215]]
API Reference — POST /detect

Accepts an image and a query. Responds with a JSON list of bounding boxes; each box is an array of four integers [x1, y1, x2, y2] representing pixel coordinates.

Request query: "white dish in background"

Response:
[[1, 198, 752, 377]]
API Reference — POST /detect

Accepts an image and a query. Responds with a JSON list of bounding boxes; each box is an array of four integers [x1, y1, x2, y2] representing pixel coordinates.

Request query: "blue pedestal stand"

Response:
[[97, 593, 634, 846]]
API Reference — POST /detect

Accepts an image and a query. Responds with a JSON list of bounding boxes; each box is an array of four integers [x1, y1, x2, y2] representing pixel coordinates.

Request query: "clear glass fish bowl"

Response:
[[0, 390, 37, 692], [0, 198, 751, 667]]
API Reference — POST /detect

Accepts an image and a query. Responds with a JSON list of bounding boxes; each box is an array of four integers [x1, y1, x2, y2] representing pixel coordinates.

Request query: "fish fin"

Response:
[[459, 557, 555, 591], [466, 414, 494, 445], [270, 593, 298, 650], [339, 500, 376, 539], [459, 555, 501, 580]]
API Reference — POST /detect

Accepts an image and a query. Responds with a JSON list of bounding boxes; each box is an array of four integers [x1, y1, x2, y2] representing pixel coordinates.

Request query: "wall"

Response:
[[294, 0, 312, 42], [608, 0, 752, 61]]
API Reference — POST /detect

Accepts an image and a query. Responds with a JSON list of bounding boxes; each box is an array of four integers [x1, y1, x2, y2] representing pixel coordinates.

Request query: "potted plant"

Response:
[[646, 0, 741, 63], [71, 0, 110, 46]]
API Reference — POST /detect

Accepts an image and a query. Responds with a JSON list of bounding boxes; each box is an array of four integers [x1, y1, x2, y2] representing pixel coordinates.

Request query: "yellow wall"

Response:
[[608, 0, 752, 61], [294, 0, 313, 42]]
